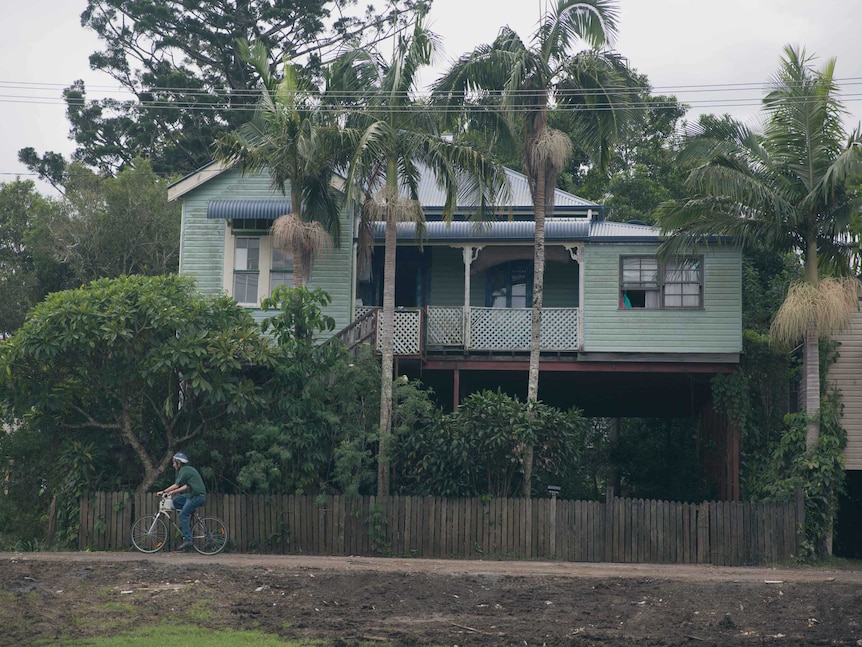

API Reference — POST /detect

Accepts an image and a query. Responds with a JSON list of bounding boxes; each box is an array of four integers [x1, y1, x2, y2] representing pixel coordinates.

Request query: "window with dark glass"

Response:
[[487, 261, 532, 308]]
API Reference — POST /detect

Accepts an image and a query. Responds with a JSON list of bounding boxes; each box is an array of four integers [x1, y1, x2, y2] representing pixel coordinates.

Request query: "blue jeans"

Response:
[[173, 494, 206, 541]]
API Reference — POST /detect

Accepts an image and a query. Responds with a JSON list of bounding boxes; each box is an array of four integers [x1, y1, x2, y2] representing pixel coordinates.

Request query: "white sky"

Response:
[[3, 0, 862, 196]]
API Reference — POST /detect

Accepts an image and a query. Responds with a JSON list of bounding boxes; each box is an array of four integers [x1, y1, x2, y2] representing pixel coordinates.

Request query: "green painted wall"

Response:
[[544, 259, 579, 307], [428, 246, 464, 306], [582, 243, 742, 353], [177, 167, 355, 332]]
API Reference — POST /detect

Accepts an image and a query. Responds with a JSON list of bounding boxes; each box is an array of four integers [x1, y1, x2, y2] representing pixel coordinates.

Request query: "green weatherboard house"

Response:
[[169, 162, 743, 498]]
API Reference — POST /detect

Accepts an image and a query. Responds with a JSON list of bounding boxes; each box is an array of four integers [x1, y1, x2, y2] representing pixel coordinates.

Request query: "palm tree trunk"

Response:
[[377, 170, 398, 497], [291, 189, 306, 288], [524, 150, 547, 499], [803, 237, 820, 448], [292, 244, 305, 288], [803, 321, 820, 448]]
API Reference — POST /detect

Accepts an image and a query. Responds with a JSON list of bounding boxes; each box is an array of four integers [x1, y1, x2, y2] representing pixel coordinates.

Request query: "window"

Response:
[[228, 231, 296, 306], [620, 256, 659, 308], [270, 247, 294, 293], [663, 258, 702, 307], [487, 261, 532, 308], [620, 256, 702, 309], [233, 237, 260, 304]]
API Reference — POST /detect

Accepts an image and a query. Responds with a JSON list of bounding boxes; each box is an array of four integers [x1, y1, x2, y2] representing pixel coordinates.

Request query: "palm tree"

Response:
[[331, 19, 504, 497], [216, 40, 345, 286], [433, 0, 638, 496], [657, 45, 862, 447]]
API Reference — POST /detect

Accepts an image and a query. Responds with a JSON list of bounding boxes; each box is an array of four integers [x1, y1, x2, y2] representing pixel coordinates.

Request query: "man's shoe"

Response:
[[176, 539, 194, 551]]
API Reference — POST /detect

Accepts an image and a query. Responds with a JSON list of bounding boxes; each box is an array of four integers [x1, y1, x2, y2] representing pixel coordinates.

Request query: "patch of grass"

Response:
[[98, 601, 137, 614], [61, 623, 309, 646], [68, 598, 139, 635], [186, 598, 212, 621]]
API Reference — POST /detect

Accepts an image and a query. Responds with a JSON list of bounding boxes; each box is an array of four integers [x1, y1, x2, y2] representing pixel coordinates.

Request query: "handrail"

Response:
[[333, 308, 377, 351]]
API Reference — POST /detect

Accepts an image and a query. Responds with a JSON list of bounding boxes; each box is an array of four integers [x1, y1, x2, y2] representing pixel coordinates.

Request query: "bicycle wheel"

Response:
[[131, 514, 168, 553], [192, 516, 227, 555]]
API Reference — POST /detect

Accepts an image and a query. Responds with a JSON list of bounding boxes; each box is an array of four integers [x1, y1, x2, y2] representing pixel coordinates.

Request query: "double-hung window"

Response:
[[233, 237, 260, 305], [620, 255, 703, 309], [269, 248, 294, 293], [662, 258, 702, 307], [229, 223, 295, 306]]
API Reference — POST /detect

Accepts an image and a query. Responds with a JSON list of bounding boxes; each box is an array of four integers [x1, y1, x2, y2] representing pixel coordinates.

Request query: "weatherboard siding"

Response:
[[429, 247, 466, 306], [180, 168, 278, 295], [178, 167, 354, 332], [543, 260, 579, 307], [582, 243, 742, 354], [179, 193, 226, 296], [300, 217, 354, 332], [827, 305, 862, 470]]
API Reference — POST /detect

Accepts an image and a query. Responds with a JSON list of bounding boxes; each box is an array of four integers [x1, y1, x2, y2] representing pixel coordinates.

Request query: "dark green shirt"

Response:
[[175, 465, 207, 497]]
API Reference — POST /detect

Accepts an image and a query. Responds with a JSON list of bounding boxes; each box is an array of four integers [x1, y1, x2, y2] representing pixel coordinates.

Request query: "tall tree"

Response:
[[0, 181, 67, 336], [45, 160, 181, 283], [216, 40, 346, 286], [433, 0, 637, 495], [0, 274, 275, 493], [332, 18, 503, 496], [20, 0, 430, 179], [657, 46, 862, 447]]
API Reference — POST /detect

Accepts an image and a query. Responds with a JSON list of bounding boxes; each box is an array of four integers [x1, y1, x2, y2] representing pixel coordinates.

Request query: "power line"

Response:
[[2, 91, 862, 116]]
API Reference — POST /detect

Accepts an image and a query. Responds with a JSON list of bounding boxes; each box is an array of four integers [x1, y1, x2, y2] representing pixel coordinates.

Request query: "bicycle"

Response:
[[131, 494, 227, 555]]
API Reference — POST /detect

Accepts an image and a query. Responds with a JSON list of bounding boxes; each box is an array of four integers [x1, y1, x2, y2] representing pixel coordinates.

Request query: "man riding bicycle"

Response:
[[157, 452, 207, 551]]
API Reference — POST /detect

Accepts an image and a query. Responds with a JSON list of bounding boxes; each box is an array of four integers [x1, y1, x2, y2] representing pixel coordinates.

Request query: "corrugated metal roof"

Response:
[[407, 167, 598, 213], [373, 218, 592, 242], [589, 220, 662, 242], [207, 200, 292, 220], [172, 160, 599, 214]]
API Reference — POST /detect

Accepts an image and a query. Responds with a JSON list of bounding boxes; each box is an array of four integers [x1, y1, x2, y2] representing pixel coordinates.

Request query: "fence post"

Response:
[[549, 494, 557, 559], [604, 486, 614, 562]]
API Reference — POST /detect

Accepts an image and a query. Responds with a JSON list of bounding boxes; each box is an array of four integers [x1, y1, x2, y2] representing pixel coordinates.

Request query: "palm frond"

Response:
[[540, 0, 620, 55], [557, 49, 643, 172]]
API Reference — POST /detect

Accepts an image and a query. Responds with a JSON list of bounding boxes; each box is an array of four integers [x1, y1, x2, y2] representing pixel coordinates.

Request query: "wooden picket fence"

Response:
[[78, 489, 804, 566]]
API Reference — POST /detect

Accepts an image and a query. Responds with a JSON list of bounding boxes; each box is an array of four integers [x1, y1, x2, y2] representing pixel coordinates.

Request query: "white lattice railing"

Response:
[[426, 307, 464, 346], [367, 308, 422, 355], [537, 308, 581, 351], [430, 306, 581, 352], [353, 306, 580, 355]]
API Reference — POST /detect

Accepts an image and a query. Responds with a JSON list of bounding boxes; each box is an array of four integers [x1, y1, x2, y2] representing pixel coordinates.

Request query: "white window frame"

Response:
[[619, 255, 703, 310], [269, 247, 294, 294], [232, 236, 261, 305], [224, 224, 294, 306]]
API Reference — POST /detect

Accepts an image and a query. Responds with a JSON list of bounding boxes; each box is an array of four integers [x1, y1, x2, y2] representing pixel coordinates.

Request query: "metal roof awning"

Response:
[[207, 200, 292, 220]]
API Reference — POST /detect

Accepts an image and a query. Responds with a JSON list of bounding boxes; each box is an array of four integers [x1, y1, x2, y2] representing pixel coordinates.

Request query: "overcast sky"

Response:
[[3, 0, 862, 196]]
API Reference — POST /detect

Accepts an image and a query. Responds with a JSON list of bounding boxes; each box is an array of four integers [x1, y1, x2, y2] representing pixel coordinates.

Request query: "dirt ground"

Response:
[[2, 552, 861, 646]]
